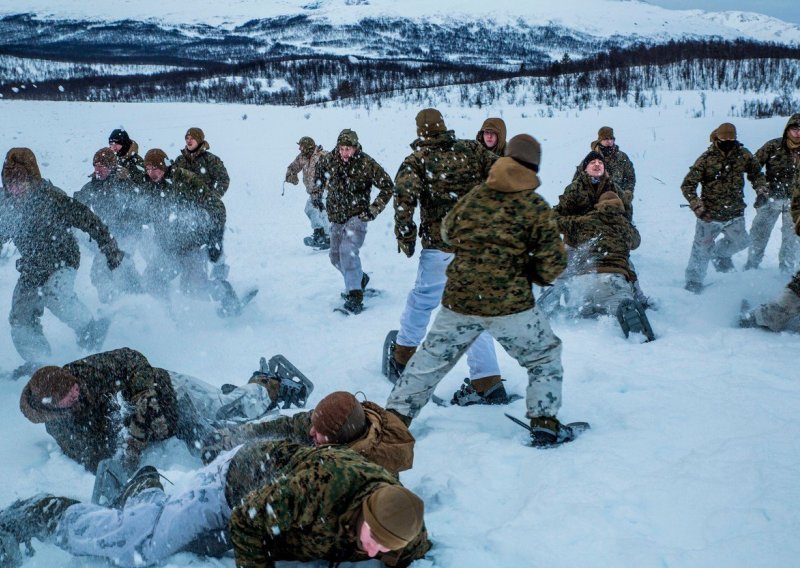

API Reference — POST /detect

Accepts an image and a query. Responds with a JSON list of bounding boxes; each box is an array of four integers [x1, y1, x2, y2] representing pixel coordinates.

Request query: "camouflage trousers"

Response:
[[566, 272, 635, 317], [329, 216, 367, 291], [9, 268, 93, 363], [685, 216, 750, 284], [751, 286, 800, 332], [55, 447, 238, 566], [304, 197, 331, 234], [387, 306, 563, 419], [397, 249, 501, 380], [746, 198, 798, 271]]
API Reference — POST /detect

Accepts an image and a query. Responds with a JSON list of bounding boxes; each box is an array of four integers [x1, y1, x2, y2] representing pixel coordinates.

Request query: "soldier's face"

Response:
[[146, 165, 165, 182], [56, 383, 80, 409], [185, 136, 200, 151], [109, 142, 123, 154], [94, 164, 111, 180], [599, 137, 615, 147], [309, 426, 329, 446], [359, 521, 392, 557], [482, 131, 498, 149], [585, 159, 605, 176], [788, 126, 800, 143], [339, 145, 357, 162]]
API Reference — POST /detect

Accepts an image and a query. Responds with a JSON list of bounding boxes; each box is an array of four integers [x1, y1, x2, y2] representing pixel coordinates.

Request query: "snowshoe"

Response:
[[77, 317, 110, 351], [92, 458, 131, 506], [6, 362, 41, 382], [251, 355, 313, 410], [382, 330, 399, 379], [738, 299, 758, 328], [0, 493, 78, 559], [304, 229, 330, 250], [616, 299, 655, 341], [212, 279, 258, 318], [505, 413, 590, 448], [451, 378, 521, 406]]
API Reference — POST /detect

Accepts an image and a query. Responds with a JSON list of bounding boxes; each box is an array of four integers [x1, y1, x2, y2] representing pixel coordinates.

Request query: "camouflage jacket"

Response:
[[555, 207, 641, 282], [117, 141, 147, 186], [174, 142, 230, 197], [754, 113, 800, 201], [0, 180, 119, 287], [554, 172, 630, 247], [394, 130, 496, 252], [313, 146, 394, 224], [285, 146, 327, 195], [681, 141, 767, 222], [210, 401, 415, 474], [228, 442, 431, 568], [73, 171, 150, 239], [441, 157, 567, 316], [18, 348, 178, 473], [146, 166, 226, 256], [590, 142, 636, 197]]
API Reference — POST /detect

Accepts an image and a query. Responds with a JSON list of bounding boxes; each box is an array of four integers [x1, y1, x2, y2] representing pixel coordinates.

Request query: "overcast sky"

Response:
[[646, 1, 800, 24]]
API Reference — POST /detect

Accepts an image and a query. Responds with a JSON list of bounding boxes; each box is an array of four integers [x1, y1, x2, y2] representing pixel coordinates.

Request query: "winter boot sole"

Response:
[[382, 330, 399, 379], [616, 299, 655, 342], [261, 355, 314, 408]]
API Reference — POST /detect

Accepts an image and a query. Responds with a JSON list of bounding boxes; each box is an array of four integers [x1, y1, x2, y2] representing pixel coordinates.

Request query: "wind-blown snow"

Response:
[[0, 0, 798, 45], [0, 91, 798, 567]]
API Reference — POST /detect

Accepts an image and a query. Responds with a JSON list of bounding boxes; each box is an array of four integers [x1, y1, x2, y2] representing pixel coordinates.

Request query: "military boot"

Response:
[[343, 290, 364, 314], [110, 466, 164, 509], [313, 228, 330, 250], [0, 493, 78, 557], [389, 344, 417, 383], [529, 416, 562, 447], [712, 257, 735, 273], [451, 376, 510, 406]]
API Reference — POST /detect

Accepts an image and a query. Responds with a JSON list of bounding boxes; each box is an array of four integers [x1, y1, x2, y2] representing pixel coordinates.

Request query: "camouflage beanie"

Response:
[[298, 136, 316, 150], [93, 147, 118, 168], [415, 108, 446, 137], [2, 148, 42, 189], [597, 126, 615, 140], [505, 134, 541, 172], [337, 129, 359, 147], [595, 191, 624, 211], [20, 366, 78, 424], [311, 391, 367, 444], [716, 122, 737, 140], [144, 149, 169, 171], [581, 150, 605, 171], [186, 127, 205, 143], [362, 484, 424, 550]]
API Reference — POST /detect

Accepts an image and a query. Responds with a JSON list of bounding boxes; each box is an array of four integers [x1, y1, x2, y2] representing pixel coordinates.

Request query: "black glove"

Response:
[[208, 243, 223, 263], [311, 196, 324, 211], [359, 210, 375, 222], [398, 239, 415, 258], [105, 247, 124, 271]]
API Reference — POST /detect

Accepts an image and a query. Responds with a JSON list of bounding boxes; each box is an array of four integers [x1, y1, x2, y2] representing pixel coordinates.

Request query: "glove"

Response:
[[754, 192, 768, 209], [398, 239, 415, 258], [285, 173, 299, 185], [207, 243, 223, 263], [691, 200, 710, 221], [359, 210, 375, 222], [311, 196, 324, 211], [105, 247, 125, 271]]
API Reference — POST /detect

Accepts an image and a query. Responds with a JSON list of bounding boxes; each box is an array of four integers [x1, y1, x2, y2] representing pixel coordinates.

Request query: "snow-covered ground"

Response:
[[0, 91, 799, 567]]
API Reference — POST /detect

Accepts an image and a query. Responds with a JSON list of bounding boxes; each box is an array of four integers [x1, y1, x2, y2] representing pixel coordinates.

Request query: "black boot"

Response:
[[312, 228, 330, 250], [451, 378, 510, 406], [712, 257, 735, 273], [0, 493, 78, 556], [110, 466, 164, 509], [343, 290, 364, 314], [361, 272, 370, 291], [529, 416, 561, 447]]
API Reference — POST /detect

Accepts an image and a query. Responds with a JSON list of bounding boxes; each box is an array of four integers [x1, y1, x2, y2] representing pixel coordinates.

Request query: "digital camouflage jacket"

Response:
[[754, 113, 800, 201], [554, 171, 630, 247], [174, 141, 230, 197]]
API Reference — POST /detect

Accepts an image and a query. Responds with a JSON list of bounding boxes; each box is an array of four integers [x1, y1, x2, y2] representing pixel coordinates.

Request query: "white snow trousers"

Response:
[[746, 198, 798, 271], [304, 197, 331, 234], [685, 216, 750, 284], [387, 306, 563, 419], [329, 216, 367, 291], [566, 273, 635, 316], [396, 249, 500, 380]]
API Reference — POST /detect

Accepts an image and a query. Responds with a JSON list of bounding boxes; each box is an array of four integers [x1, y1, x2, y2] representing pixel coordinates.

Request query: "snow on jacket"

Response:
[[173, 141, 230, 197], [554, 170, 630, 247]]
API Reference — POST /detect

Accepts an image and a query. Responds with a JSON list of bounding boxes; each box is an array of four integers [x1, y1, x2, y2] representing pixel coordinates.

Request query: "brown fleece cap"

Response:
[[415, 108, 446, 137], [595, 191, 624, 211], [20, 366, 78, 423], [311, 391, 367, 443], [144, 149, 169, 171], [362, 484, 424, 550], [185, 127, 205, 143], [93, 147, 118, 168], [598, 126, 615, 140], [506, 134, 541, 168], [2, 148, 42, 188], [716, 122, 737, 140]]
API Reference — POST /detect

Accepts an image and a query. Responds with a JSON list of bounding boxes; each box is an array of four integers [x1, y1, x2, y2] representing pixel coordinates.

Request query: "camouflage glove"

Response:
[[398, 238, 415, 258], [104, 246, 125, 271], [358, 209, 376, 222], [285, 172, 299, 185], [207, 243, 223, 263]]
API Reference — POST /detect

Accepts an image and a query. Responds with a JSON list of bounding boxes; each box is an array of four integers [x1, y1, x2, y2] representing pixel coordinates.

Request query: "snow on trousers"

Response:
[[397, 249, 500, 380], [90, 235, 143, 303], [752, 287, 800, 331], [685, 216, 750, 284], [387, 306, 563, 419], [746, 198, 798, 270], [168, 371, 273, 424], [329, 216, 367, 291], [9, 267, 93, 363], [143, 247, 211, 300], [54, 447, 238, 567], [566, 272, 635, 316], [304, 197, 331, 235]]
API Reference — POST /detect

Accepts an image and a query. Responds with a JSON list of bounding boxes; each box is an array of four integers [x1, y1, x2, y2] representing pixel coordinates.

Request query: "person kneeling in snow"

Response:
[[201, 391, 415, 475], [0, 442, 430, 568]]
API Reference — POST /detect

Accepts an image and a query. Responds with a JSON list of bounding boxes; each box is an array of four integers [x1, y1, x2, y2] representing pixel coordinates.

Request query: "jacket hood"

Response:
[[349, 401, 415, 474], [783, 113, 800, 141], [486, 157, 541, 193], [476, 117, 507, 155], [2, 148, 42, 190]]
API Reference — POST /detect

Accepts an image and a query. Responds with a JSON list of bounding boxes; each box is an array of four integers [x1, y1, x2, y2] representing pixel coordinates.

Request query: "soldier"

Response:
[[140, 149, 244, 316], [745, 114, 800, 272], [390, 108, 505, 405], [0, 442, 430, 568], [108, 128, 146, 185], [313, 129, 394, 314], [0, 148, 124, 379], [475, 117, 507, 157], [201, 390, 415, 474], [386, 135, 582, 447], [681, 122, 767, 293], [173, 127, 230, 197], [73, 148, 146, 302], [284, 136, 331, 249], [589, 126, 636, 213]]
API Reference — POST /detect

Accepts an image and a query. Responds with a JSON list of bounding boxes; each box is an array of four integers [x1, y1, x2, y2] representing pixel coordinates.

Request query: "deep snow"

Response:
[[0, 92, 799, 567]]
